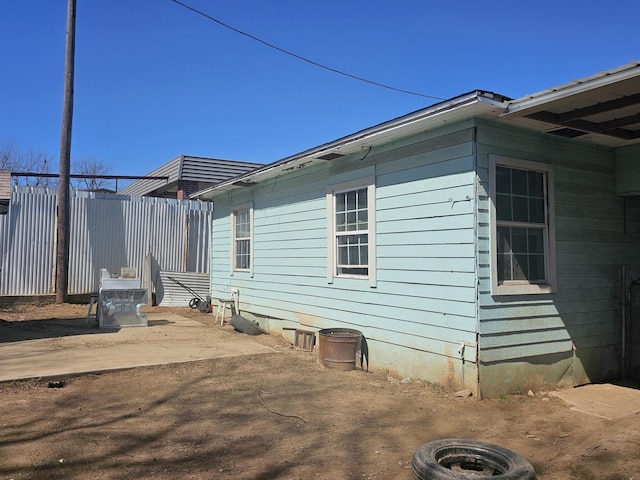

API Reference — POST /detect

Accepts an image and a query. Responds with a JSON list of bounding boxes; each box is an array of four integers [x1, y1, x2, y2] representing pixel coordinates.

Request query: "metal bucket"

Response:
[[318, 328, 362, 371]]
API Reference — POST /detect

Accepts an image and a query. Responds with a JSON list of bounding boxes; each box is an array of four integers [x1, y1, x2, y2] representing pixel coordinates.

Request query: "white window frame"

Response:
[[490, 155, 556, 295], [230, 204, 253, 275], [326, 177, 376, 287]]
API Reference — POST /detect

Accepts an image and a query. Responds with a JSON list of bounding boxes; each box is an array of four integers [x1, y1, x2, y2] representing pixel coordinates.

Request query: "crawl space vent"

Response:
[[316, 152, 346, 160]]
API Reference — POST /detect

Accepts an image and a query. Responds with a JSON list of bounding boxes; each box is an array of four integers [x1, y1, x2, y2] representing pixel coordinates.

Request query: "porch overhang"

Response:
[[501, 61, 640, 149]]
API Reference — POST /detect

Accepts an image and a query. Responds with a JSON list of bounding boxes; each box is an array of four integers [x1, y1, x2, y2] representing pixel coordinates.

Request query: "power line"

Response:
[[171, 0, 444, 101]]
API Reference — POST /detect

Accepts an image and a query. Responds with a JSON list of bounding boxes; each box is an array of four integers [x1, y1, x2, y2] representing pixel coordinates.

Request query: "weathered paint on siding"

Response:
[[475, 120, 640, 397], [210, 123, 479, 391]]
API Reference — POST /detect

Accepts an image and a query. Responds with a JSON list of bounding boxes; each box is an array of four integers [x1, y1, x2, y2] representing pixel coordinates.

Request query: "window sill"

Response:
[[493, 283, 555, 296]]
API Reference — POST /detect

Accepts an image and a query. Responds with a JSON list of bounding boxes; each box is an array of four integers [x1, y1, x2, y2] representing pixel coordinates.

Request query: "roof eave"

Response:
[[192, 91, 508, 200]]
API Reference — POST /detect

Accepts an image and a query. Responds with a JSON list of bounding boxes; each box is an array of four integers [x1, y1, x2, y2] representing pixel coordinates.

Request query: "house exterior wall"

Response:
[[615, 144, 640, 196], [475, 120, 640, 397], [211, 121, 480, 392], [208, 115, 640, 397]]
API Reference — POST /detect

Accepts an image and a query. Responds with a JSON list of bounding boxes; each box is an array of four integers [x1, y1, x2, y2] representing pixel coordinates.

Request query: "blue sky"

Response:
[[1, 0, 638, 179]]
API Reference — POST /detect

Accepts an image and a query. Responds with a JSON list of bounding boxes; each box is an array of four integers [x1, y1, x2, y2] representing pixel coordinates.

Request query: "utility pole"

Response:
[[56, 0, 76, 304]]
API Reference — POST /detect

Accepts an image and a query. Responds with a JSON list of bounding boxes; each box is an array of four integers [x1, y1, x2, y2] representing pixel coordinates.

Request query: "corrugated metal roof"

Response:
[[119, 156, 181, 196], [120, 155, 263, 197], [180, 156, 263, 183]]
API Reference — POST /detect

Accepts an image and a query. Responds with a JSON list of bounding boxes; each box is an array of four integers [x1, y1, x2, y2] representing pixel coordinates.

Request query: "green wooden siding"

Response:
[[210, 123, 479, 390], [476, 120, 640, 396], [208, 115, 640, 397]]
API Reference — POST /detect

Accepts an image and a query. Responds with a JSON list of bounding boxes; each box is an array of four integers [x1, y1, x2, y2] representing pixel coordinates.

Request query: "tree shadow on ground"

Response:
[[0, 317, 117, 343]]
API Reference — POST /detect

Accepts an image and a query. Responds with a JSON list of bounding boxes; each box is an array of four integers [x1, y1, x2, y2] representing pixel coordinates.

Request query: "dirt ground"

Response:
[[1, 303, 639, 479]]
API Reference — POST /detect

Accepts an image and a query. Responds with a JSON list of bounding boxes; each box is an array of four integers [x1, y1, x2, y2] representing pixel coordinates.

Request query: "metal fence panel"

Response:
[[0, 187, 213, 296], [157, 271, 210, 307], [0, 187, 57, 295]]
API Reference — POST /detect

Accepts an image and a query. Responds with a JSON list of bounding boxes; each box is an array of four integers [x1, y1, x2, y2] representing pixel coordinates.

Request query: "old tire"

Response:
[[230, 314, 265, 335], [412, 439, 536, 479]]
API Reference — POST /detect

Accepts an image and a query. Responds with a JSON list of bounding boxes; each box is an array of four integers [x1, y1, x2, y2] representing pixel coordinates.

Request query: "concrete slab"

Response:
[[0, 313, 275, 382], [550, 383, 640, 419]]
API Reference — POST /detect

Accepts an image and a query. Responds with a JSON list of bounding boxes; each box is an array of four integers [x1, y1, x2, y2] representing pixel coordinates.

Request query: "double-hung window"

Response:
[[232, 205, 253, 273], [336, 188, 369, 275], [491, 156, 555, 295], [327, 177, 376, 286]]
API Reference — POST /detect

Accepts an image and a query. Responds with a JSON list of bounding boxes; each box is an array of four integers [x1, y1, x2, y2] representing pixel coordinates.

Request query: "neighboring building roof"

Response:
[[120, 155, 263, 197], [193, 61, 640, 200]]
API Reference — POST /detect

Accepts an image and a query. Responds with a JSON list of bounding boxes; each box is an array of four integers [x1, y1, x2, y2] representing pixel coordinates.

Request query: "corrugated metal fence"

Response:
[[0, 186, 213, 296], [157, 271, 210, 307]]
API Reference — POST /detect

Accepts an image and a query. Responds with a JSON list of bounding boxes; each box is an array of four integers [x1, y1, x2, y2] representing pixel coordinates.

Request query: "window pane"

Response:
[[511, 227, 528, 253], [358, 189, 367, 209], [236, 223, 250, 238], [512, 196, 529, 222], [235, 208, 250, 238], [529, 254, 545, 282], [496, 166, 511, 194], [359, 236, 368, 264], [497, 226, 512, 255], [347, 211, 357, 230], [512, 253, 528, 280], [358, 210, 368, 229], [495, 165, 550, 286], [511, 168, 528, 195], [335, 187, 369, 274], [236, 239, 250, 269], [346, 191, 356, 211], [234, 208, 251, 270], [530, 198, 545, 223], [338, 243, 349, 265], [528, 229, 544, 254], [496, 194, 512, 221], [337, 234, 368, 266], [496, 166, 546, 224], [497, 226, 547, 283], [497, 253, 511, 283], [349, 245, 359, 264], [528, 171, 544, 198]]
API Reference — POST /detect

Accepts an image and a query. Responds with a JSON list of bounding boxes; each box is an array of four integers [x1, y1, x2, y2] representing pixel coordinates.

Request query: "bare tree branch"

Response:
[[0, 138, 55, 187], [72, 156, 113, 190]]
